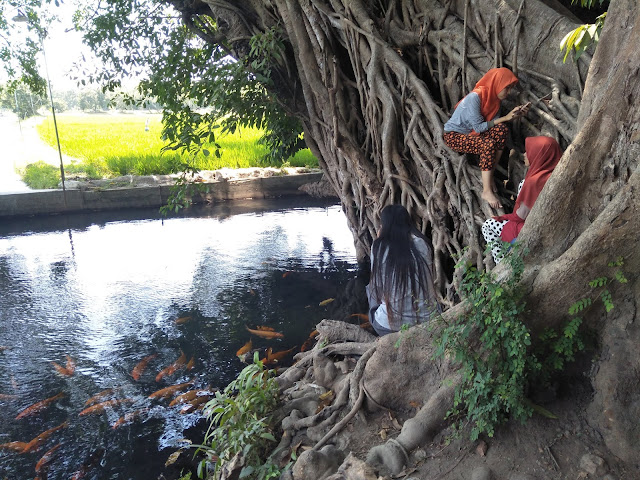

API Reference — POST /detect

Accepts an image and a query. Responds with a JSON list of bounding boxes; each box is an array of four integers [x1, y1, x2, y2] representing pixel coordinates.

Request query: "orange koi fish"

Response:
[[263, 346, 297, 365], [52, 355, 76, 377], [179, 395, 212, 414], [186, 356, 195, 370], [175, 316, 192, 325], [78, 398, 133, 416], [246, 326, 284, 339], [0, 441, 29, 452], [350, 313, 369, 321], [84, 388, 116, 407], [111, 408, 149, 429], [236, 340, 253, 357], [155, 350, 187, 382], [259, 347, 273, 365], [15, 392, 64, 420], [169, 388, 209, 407], [131, 353, 158, 381], [256, 326, 276, 331], [22, 421, 68, 454], [70, 448, 104, 480], [148, 380, 194, 400], [35, 443, 61, 478], [282, 271, 293, 278], [300, 330, 319, 352]]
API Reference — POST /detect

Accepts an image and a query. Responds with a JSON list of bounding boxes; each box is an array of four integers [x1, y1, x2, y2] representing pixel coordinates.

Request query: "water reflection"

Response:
[[0, 198, 364, 479]]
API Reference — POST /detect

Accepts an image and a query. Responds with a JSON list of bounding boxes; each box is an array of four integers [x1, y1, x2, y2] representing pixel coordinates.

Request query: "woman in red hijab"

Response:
[[444, 68, 531, 208], [482, 136, 563, 263]]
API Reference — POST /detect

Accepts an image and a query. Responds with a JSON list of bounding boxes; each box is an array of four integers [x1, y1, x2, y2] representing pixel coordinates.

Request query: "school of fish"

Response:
[[1, 316, 314, 478]]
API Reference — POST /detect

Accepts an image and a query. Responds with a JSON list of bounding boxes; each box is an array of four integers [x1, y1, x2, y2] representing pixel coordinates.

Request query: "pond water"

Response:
[[0, 197, 365, 480]]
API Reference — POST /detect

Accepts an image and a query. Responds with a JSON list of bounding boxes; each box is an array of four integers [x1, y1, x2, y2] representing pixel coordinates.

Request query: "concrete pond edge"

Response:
[[0, 168, 329, 219]]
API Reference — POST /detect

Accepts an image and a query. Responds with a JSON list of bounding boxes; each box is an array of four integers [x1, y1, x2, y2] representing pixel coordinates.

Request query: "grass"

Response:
[[29, 113, 317, 188]]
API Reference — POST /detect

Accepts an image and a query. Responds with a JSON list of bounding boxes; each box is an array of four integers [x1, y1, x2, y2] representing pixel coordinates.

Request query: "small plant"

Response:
[[195, 353, 281, 480], [534, 256, 627, 381], [434, 244, 532, 440]]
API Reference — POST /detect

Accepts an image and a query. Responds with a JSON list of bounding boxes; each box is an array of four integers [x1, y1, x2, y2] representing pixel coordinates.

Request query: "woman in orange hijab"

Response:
[[482, 136, 563, 263], [444, 68, 531, 208]]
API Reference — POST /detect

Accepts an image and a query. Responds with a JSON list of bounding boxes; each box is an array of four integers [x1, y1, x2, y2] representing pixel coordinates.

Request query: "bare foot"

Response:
[[482, 190, 502, 209]]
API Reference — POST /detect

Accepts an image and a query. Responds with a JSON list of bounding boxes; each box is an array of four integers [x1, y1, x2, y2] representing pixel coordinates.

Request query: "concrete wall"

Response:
[[0, 173, 324, 219]]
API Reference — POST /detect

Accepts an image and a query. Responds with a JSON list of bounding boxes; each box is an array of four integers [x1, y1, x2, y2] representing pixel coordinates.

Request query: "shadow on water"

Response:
[[0, 197, 367, 479]]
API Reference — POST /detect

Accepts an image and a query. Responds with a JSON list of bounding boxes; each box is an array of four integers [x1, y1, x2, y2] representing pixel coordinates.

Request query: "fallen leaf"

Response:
[[391, 418, 402, 430], [379, 429, 388, 440], [165, 450, 182, 466]]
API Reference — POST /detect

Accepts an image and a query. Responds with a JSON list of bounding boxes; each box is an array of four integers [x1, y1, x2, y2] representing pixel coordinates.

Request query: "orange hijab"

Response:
[[467, 68, 519, 121]]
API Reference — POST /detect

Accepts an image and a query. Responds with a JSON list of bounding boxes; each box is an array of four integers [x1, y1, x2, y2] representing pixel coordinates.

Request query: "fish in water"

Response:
[[256, 326, 276, 332], [0, 441, 29, 452], [175, 316, 192, 325], [263, 346, 297, 365], [282, 271, 293, 278], [22, 421, 68, 453], [319, 298, 335, 306], [131, 353, 158, 381], [78, 398, 133, 416], [236, 340, 253, 357], [300, 330, 319, 352], [34, 443, 61, 479], [52, 355, 76, 377], [15, 392, 65, 420], [186, 356, 195, 370], [148, 380, 195, 400], [350, 313, 369, 321], [111, 408, 149, 429], [70, 448, 104, 480], [156, 350, 187, 382], [246, 326, 284, 339], [179, 394, 213, 414], [169, 388, 213, 407], [84, 388, 116, 407]]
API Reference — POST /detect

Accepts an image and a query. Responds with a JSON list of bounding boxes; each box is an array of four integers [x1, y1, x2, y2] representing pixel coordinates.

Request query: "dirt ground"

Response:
[[330, 369, 629, 480]]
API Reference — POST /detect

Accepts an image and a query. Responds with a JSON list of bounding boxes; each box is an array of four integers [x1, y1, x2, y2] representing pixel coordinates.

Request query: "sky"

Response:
[[38, 3, 97, 91], [3, 1, 114, 92]]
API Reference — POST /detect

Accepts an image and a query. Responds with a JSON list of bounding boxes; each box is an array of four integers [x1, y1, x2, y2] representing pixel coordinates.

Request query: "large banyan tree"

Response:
[[4, 0, 633, 475], [159, 0, 638, 472], [161, 0, 607, 306]]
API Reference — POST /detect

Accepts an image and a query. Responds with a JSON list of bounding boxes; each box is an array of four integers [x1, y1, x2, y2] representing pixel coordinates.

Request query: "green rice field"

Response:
[[35, 113, 317, 182]]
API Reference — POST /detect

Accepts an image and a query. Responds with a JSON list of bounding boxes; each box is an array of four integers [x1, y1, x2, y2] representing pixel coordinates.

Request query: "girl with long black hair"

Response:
[[367, 205, 440, 336]]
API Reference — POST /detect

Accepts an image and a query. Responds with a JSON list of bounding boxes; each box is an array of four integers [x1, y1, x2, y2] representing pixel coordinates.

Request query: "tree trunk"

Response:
[[170, 0, 639, 469]]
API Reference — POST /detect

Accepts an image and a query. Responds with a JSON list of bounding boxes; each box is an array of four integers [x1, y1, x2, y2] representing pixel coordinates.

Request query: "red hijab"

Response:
[[468, 68, 519, 121], [495, 136, 563, 242]]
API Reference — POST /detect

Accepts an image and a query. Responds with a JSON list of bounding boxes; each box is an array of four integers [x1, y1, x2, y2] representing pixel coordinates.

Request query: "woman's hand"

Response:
[[506, 103, 531, 120]]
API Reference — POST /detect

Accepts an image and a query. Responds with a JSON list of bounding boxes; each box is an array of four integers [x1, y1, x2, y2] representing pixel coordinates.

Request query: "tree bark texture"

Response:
[[170, 0, 639, 466]]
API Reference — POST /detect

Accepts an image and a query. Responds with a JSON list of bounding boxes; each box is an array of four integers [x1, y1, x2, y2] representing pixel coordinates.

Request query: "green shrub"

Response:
[[434, 246, 627, 441], [196, 353, 281, 480], [434, 244, 532, 440], [21, 161, 60, 189]]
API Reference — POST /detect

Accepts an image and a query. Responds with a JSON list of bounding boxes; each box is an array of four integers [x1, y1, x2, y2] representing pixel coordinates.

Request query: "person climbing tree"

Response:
[[443, 67, 531, 209]]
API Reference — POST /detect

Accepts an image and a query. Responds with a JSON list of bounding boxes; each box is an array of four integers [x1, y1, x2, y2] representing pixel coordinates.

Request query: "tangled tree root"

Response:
[[273, 318, 459, 479]]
